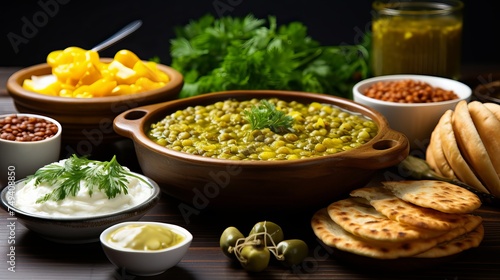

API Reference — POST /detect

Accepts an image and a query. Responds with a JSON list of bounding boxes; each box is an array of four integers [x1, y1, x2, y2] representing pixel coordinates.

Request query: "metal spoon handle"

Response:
[[91, 20, 143, 52]]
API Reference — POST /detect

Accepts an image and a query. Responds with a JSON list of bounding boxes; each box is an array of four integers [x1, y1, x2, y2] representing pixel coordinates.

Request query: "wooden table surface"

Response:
[[1, 66, 500, 280]]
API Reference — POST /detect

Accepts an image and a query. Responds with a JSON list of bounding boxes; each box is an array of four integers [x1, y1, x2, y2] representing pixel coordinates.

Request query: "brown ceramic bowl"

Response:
[[113, 90, 409, 210], [6, 60, 183, 146]]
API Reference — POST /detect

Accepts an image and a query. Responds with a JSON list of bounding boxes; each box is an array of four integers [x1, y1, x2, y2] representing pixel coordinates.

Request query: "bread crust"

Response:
[[327, 198, 445, 242], [382, 180, 482, 214], [428, 112, 456, 179], [413, 224, 484, 258], [468, 101, 500, 197], [452, 100, 500, 194], [438, 109, 490, 193], [484, 102, 500, 121], [311, 207, 482, 259], [350, 186, 470, 231]]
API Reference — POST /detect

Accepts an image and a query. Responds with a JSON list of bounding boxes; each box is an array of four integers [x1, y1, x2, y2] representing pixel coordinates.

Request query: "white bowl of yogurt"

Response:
[[0, 157, 161, 244]]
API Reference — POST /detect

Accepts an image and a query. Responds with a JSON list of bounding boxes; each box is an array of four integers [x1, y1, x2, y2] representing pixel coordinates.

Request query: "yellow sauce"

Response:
[[108, 224, 184, 251]]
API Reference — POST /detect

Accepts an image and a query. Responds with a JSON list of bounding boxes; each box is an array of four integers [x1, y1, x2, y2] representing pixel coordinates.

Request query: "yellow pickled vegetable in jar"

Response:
[[371, 0, 463, 80], [107, 224, 185, 251]]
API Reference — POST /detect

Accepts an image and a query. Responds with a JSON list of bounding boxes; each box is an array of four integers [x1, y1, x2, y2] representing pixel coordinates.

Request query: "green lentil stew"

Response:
[[147, 98, 378, 160]]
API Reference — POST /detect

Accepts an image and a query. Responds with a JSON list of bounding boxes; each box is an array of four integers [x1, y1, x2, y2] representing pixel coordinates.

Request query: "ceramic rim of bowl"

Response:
[[0, 113, 62, 144], [6, 61, 184, 105], [0, 173, 160, 221], [116, 90, 408, 167], [353, 74, 472, 107]]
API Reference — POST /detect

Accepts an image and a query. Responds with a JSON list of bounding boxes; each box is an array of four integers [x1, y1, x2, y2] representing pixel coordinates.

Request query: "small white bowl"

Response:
[[353, 74, 471, 151], [0, 113, 62, 187], [0, 174, 160, 243], [100, 221, 192, 276]]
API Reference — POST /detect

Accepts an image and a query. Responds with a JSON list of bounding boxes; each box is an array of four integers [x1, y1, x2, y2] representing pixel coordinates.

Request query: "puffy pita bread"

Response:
[[452, 100, 500, 195], [327, 198, 446, 242], [350, 186, 469, 231], [427, 118, 456, 179], [468, 101, 500, 197], [311, 208, 482, 259], [438, 109, 490, 194], [425, 140, 440, 176], [382, 180, 481, 214], [413, 224, 484, 258], [484, 102, 500, 121]]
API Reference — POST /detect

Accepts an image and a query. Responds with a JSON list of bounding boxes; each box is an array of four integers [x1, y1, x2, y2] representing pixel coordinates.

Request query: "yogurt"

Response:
[[13, 160, 154, 218]]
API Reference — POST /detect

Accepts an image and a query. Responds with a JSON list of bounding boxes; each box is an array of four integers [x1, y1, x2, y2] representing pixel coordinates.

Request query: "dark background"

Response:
[[1, 0, 498, 67]]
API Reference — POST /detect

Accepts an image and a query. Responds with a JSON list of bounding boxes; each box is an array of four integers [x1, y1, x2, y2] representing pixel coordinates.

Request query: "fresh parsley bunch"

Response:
[[170, 14, 371, 99]]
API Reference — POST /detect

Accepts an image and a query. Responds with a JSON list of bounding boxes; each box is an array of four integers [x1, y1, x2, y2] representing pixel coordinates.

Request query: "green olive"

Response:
[[276, 239, 309, 266], [249, 221, 284, 246], [239, 245, 270, 272], [220, 226, 245, 259]]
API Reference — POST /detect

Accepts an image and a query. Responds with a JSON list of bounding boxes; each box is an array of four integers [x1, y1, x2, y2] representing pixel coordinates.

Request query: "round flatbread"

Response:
[[438, 109, 490, 194], [468, 101, 500, 197], [311, 208, 482, 260], [350, 186, 469, 231], [427, 115, 456, 179], [413, 224, 484, 258], [327, 198, 446, 242], [382, 180, 482, 214], [452, 100, 500, 194], [311, 208, 440, 259]]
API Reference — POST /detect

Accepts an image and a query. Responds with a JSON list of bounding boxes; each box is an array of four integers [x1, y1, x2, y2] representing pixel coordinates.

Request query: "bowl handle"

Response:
[[113, 107, 151, 140], [339, 128, 409, 170]]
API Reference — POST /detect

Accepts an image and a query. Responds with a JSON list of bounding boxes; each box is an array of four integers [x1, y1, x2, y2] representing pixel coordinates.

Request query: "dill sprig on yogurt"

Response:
[[28, 154, 151, 203]]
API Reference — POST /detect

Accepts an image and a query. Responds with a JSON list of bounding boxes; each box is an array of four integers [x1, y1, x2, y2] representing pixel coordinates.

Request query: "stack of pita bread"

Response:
[[426, 100, 500, 198], [311, 180, 484, 260]]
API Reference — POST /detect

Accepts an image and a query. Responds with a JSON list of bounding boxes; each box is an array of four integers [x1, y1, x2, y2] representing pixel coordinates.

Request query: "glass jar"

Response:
[[371, 0, 463, 79]]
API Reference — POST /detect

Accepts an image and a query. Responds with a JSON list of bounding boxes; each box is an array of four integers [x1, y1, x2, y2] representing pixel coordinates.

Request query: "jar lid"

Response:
[[373, 0, 463, 16]]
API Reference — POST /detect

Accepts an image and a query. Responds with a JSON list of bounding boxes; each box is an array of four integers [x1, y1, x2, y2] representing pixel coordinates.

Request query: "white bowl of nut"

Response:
[[0, 113, 62, 188], [353, 75, 472, 151]]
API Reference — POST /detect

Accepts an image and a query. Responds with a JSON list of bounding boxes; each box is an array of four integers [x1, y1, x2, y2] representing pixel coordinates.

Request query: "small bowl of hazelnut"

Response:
[[353, 74, 471, 151], [0, 113, 62, 188]]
